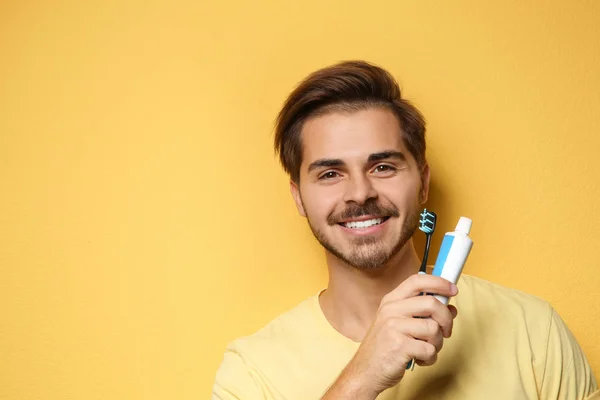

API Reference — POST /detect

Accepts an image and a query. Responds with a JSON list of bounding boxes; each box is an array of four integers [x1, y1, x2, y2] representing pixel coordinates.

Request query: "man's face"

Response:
[[290, 107, 429, 270]]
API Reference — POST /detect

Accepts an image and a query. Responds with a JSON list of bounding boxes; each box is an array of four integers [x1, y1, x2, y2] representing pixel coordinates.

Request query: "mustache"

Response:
[[328, 200, 400, 225]]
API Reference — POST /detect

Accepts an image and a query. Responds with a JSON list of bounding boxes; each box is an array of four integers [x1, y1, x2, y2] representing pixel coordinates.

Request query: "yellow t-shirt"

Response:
[[212, 275, 599, 399]]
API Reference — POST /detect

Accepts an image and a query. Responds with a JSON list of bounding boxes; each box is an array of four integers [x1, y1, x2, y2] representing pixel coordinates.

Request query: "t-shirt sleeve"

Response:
[[537, 308, 599, 399], [212, 349, 266, 400]]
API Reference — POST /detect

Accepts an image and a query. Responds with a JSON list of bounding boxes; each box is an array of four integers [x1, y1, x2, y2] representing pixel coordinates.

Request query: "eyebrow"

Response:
[[368, 151, 406, 163], [307, 150, 407, 173], [307, 158, 344, 172]]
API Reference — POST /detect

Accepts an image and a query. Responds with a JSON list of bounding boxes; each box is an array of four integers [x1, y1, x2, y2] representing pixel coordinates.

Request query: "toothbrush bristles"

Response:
[[419, 209, 437, 234]]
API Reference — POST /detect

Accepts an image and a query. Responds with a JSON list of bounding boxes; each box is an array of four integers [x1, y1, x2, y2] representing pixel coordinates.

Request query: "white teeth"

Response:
[[343, 218, 383, 229]]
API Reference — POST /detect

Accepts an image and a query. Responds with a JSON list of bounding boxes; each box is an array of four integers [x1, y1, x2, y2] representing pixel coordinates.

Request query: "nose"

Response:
[[342, 174, 378, 205]]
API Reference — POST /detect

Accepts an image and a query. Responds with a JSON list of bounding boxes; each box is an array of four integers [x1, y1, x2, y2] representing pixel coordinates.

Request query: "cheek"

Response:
[[378, 179, 422, 208], [300, 186, 340, 220]]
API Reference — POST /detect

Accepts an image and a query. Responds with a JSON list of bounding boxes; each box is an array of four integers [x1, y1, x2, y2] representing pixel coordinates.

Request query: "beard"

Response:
[[305, 198, 421, 270]]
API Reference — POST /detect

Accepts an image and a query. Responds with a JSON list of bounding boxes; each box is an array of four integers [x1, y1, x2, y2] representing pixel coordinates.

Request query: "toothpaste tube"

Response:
[[431, 217, 474, 304]]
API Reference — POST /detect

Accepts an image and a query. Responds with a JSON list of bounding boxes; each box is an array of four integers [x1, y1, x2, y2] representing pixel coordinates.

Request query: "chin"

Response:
[[335, 242, 397, 270]]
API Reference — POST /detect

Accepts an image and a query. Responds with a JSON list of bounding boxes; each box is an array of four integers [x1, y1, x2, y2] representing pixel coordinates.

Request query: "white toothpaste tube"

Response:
[[431, 217, 474, 304]]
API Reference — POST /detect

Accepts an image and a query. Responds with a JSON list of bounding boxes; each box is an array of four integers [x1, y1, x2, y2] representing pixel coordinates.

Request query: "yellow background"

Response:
[[1, 1, 599, 398]]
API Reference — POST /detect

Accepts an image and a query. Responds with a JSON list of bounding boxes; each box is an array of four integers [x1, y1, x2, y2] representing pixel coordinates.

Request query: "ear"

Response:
[[290, 180, 306, 217], [420, 164, 431, 204]]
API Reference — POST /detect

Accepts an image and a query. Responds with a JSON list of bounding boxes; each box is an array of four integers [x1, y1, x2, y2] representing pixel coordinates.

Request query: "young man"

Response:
[[212, 60, 598, 399]]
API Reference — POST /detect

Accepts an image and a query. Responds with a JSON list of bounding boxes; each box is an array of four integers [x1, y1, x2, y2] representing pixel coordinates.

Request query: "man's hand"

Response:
[[322, 274, 459, 399]]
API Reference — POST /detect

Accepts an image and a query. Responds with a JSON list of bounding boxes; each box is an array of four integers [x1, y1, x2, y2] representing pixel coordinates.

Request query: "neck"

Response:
[[319, 239, 422, 342]]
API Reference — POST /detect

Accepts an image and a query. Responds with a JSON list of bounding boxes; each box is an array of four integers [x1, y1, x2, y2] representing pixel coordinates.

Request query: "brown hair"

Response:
[[274, 60, 427, 183]]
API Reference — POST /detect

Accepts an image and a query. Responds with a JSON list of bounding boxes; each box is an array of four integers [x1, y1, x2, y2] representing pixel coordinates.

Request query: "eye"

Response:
[[373, 164, 396, 173], [319, 171, 340, 180]]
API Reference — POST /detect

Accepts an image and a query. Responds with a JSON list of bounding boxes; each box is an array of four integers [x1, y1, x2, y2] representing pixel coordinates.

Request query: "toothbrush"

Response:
[[418, 209, 437, 276], [407, 209, 437, 371]]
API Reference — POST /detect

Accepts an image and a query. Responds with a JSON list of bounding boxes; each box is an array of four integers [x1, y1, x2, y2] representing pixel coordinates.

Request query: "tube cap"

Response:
[[455, 217, 472, 235]]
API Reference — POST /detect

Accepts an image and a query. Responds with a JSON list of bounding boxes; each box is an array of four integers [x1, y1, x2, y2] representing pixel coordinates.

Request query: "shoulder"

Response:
[[456, 276, 599, 396], [212, 292, 324, 398], [227, 291, 322, 354], [455, 274, 555, 347], [457, 273, 553, 315], [214, 293, 321, 370]]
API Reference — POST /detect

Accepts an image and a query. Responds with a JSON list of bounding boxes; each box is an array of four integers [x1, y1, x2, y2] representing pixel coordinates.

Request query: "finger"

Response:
[[383, 274, 458, 303], [448, 305, 458, 319], [405, 339, 438, 367], [415, 354, 438, 367], [397, 317, 444, 348], [412, 318, 444, 354], [382, 295, 454, 338], [447, 305, 458, 337]]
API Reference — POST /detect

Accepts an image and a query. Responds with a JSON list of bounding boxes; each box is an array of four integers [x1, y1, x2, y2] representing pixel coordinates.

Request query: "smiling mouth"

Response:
[[339, 217, 390, 229]]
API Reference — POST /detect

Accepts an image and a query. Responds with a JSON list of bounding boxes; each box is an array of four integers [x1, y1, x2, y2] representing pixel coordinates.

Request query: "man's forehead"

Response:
[[300, 109, 408, 163]]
